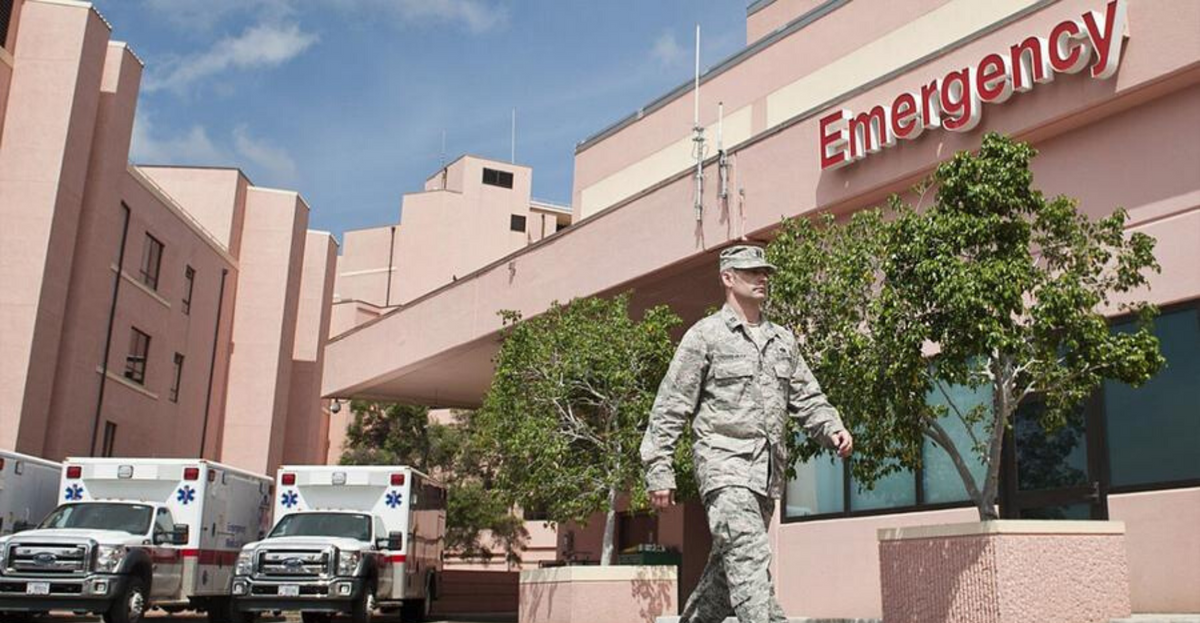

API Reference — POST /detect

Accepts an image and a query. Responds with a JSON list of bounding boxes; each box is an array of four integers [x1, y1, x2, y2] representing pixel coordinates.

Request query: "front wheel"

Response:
[[350, 584, 376, 623], [400, 577, 431, 623], [207, 597, 256, 623], [103, 577, 147, 623]]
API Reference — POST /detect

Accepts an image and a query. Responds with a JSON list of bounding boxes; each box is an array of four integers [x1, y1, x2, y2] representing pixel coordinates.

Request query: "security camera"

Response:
[[330, 401, 342, 414]]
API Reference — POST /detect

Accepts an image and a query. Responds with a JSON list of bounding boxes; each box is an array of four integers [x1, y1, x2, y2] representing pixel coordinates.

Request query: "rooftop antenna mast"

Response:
[[691, 24, 706, 222], [717, 101, 729, 203]]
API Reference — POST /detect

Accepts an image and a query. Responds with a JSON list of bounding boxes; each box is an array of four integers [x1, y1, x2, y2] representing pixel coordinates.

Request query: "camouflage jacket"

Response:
[[639, 304, 846, 499]]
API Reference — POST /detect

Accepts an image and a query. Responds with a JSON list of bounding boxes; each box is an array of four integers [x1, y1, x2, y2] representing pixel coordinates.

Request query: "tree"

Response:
[[340, 402, 527, 564], [474, 293, 688, 565], [767, 133, 1163, 520]]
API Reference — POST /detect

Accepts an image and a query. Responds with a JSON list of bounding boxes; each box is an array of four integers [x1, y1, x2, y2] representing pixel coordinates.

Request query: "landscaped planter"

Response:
[[878, 520, 1131, 623], [519, 565, 678, 623]]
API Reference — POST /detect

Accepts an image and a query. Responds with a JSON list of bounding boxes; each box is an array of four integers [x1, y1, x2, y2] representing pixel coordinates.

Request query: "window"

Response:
[[1105, 304, 1200, 488], [510, 215, 527, 232], [182, 266, 195, 314], [101, 421, 117, 458], [124, 328, 150, 385], [153, 508, 175, 541], [922, 382, 990, 503], [784, 454, 843, 518], [139, 234, 164, 291], [482, 167, 514, 189], [169, 353, 184, 403], [0, 0, 13, 49]]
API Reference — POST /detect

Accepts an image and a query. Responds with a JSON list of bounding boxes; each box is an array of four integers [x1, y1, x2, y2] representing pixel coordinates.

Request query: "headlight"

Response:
[[94, 545, 126, 573], [235, 550, 254, 576], [336, 550, 361, 576]]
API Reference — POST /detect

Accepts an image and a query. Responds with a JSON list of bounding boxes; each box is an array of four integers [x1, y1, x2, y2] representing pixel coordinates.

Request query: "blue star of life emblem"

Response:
[[281, 490, 299, 509], [385, 490, 403, 509], [176, 485, 196, 505], [64, 484, 84, 501]]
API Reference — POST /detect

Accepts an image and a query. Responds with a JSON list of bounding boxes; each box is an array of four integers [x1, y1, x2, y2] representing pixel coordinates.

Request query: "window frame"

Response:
[[1101, 298, 1200, 496], [101, 421, 117, 458], [482, 167, 514, 189], [124, 327, 151, 385], [782, 297, 1200, 524], [139, 233, 165, 291], [182, 265, 195, 315], [169, 353, 184, 403]]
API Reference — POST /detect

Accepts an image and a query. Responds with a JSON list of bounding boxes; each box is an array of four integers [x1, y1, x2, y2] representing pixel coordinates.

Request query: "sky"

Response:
[[90, 0, 751, 240]]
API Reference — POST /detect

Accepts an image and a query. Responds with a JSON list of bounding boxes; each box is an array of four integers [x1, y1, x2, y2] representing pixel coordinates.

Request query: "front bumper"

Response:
[[232, 576, 366, 613], [0, 574, 127, 613]]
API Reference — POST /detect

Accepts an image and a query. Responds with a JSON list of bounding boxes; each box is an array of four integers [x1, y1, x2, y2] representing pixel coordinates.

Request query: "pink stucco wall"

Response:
[[220, 188, 308, 474], [0, 0, 109, 454], [137, 167, 250, 257], [1108, 488, 1200, 613], [283, 231, 338, 466], [879, 524, 1130, 623]]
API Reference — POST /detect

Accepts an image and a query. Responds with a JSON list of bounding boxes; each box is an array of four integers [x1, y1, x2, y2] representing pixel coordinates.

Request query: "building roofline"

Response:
[[574, 0, 847, 155], [134, 164, 255, 187], [746, 0, 776, 17], [423, 153, 532, 181]]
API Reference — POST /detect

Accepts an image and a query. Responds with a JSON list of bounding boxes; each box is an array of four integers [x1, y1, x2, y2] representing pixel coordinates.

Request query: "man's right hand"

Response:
[[650, 489, 675, 511]]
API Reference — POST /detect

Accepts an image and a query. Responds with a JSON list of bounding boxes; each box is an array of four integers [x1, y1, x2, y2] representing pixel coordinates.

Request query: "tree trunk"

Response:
[[978, 354, 1014, 521], [600, 486, 618, 566]]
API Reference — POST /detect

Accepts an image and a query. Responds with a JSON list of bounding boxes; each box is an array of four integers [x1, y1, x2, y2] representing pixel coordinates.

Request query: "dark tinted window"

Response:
[[41, 503, 152, 535], [125, 328, 151, 385], [510, 215, 527, 232], [270, 512, 371, 541], [482, 168, 514, 189], [139, 234, 164, 291], [182, 266, 195, 314], [0, 0, 13, 49], [1106, 305, 1200, 487]]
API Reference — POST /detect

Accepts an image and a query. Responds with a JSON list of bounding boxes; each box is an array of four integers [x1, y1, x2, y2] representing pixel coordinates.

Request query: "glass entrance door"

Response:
[[1001, 397, 1107, 520]]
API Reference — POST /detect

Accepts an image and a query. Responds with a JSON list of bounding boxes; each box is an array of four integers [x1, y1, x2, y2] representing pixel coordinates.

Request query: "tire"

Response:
[[103, 576, 148, 623], [300, 613, 332, 623], [399, 576, 431, 623], [350, 583, 376, 623], [207, 597, 256, 623]]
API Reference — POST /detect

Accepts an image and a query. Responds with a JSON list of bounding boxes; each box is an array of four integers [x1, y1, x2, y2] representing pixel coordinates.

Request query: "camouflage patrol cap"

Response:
[[719, 244, 776, 272]]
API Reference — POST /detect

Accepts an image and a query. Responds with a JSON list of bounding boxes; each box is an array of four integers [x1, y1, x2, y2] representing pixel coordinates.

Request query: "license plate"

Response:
[[26, 582, 50, 595], [279, 584, 300, 597]]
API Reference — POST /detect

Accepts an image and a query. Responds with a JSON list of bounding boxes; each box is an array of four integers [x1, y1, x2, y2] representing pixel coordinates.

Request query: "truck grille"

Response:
[[255, 549, 331, 578], [5, 543, 91, 576]]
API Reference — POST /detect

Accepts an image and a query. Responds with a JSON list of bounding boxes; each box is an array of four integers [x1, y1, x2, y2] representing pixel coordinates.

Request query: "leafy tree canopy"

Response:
[[767, 133, 1163, 519], [340, 402, 526, 563], [474, 293, 689, 563]]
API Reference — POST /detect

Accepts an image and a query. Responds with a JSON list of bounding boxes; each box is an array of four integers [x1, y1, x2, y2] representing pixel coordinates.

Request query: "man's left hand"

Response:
[[832, 430, 854, 457]]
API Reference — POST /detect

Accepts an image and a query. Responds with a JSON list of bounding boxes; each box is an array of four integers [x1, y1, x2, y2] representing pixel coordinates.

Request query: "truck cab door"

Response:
[[373, 516, 394, 598], [150, 508, 184, 599]]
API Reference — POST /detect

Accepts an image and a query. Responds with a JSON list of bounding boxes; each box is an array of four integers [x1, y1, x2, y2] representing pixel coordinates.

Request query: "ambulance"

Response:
[[232, 465, 445, 623], [0, 458, 271, 623], [0, 450, 61, 536]]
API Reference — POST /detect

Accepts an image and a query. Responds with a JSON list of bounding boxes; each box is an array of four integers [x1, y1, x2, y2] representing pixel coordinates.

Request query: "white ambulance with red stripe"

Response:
[[0, 458, 271, 623], [232, 465, 445, 623]]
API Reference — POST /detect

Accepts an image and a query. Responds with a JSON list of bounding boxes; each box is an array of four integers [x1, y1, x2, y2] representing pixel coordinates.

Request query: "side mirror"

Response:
[[171, 524, 190, 546], [377, 531, 402, 551]]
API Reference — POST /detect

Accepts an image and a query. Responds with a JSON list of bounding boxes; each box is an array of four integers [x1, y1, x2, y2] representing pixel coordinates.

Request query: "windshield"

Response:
[[269, 513, 371, 541], [39, 503, 153, 535]]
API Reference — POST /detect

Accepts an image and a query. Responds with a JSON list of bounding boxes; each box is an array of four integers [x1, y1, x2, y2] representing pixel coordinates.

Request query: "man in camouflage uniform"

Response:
[[640, 244, 854, 623]]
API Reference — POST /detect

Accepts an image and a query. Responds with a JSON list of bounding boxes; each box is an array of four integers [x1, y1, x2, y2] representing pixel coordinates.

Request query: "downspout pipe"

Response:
[[199, 267, 229, 458], [90, 203, 132, 456]]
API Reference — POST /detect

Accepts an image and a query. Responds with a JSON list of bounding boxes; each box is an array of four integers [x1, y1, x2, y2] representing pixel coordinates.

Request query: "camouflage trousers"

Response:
[[681, 486, 788, 623]]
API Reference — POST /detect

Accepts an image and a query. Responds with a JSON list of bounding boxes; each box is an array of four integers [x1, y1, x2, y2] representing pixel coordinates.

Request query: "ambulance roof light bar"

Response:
[[391, 473, 405, 486], [281, 473, 296, 486], [66, 465, 82, 479], [184, 467, 200, 481]]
